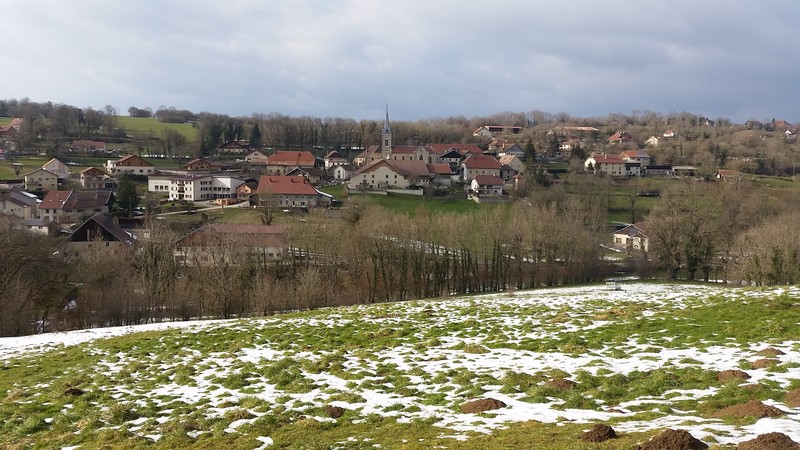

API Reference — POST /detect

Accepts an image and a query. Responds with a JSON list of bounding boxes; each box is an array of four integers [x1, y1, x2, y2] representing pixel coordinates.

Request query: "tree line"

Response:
[[9, 97, 797, 178]]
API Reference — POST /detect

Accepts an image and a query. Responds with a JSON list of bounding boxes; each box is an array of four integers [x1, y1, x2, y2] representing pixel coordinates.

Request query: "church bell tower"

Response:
[[381, 104, 392, 158]]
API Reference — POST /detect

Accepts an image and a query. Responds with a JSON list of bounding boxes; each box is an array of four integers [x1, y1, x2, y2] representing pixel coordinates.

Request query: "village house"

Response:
[[106, 155, 156, 176], [0, 118, 23, 138], [461, 154, 502, 183], [236, 180, 258, 199], [497, 142, 525, 158], [608, 131, 635, 144], [256, 175, 332, 208], [584, 153, 625, 177], [644, 164, 673, 177], [184, 158, 217, 171], [42, 158, 71, 180], [348, 159, 436, 190], [0, 189, 40, 219], [173, 223, 286, 266], [286, 166, 326, 185], [472, 125, 523, 138], [23, 168, 59, 191], [216, 141, 249, 154], [56, 214, 136, 261], [79, 167, 114, 190], [612, 223, 649, 252], [39, 190, 114, 224], [644, 136, 661, 147], [498, 154, 526, 176], [265, 151, 318, 175], [147, 174, 246, 201], [620, 150, 652, 167], [323, 150, 349, 169], [470, 175, 505, 197], [331, 164, 356, 181], [245, 150, 270, 165], [715, 169, 740, 181]]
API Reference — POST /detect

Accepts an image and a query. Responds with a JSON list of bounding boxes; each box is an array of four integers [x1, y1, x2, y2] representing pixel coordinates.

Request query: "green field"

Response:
[[1, 283, 798, 449], [116, 117, 199, 142]]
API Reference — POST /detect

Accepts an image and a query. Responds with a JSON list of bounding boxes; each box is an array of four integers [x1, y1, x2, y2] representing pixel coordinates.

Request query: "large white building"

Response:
[[148, 174, 246, 201]]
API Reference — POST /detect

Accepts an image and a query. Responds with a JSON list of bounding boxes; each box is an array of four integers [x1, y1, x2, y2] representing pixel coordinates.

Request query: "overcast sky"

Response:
[[2, 1, 798, 123]]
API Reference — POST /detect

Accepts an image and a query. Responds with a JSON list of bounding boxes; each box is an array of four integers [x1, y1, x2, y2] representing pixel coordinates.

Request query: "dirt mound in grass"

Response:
[[63, 387, 84, 397], [636, 429, 708, 450], [754, 347, 785, 357], [580, 424, 617, 442], [785, 388, 800, 408], [460, 398, 506, 414], [712, 399, 785, 419], [717, 370, 751, 382], [546, 378, 576, 390], [736, 432, 800, 450], [752, 358, 779, 369], [323, 405, 345, 418]]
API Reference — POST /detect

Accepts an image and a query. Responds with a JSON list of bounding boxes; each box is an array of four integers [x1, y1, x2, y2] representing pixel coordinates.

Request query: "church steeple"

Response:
[[381, 104, 392, 156]]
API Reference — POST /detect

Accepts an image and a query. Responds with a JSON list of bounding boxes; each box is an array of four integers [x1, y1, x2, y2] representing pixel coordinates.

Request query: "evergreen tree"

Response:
[[250, 123, 263, 149], [115, 176, 140, 213]]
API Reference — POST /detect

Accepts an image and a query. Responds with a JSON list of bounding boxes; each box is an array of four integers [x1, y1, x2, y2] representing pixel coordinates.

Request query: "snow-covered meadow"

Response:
[[1, 282, 799, 449]]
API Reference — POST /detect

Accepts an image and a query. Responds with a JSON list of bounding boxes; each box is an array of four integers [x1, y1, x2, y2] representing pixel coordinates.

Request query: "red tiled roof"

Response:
[[80, 166, 110, 176], [591, 153, 625, 164], [497, 154, 519, 165], [40, 190, 72, 209], [355, 145, 379, 160], [40, 190, 113, 210], [473, 175, 505, 186], [352, 159, 434, 178], [427, 163, 453, 175], [608, 131, 634, 142], [463, 154, 501, 169], [116, 155, 155, 167], [267, 151, 316, 167], [619, 150, 651, 159], [256, 176, 319, 196]]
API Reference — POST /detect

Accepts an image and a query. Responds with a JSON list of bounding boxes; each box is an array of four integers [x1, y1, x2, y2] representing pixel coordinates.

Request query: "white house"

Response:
[[148, 174, 246, 201], [613, 223, 649, 252], [585, 153, 625, 176], [245, 150, 270, 165], [331, 164, 356, 181], [24, 168, 59, 192], [471, 175, 505, 197], [42, 158, 71, 180], [106, 155, 156, 176]]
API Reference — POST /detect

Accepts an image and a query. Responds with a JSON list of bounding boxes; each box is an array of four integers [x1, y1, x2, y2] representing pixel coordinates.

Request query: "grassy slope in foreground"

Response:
[[0, 283, 799, 449]]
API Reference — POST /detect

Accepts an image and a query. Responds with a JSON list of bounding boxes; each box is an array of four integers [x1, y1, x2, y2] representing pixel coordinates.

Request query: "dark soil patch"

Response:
[[546, 378, 576, 390], [785, 388, 800, 408], [751, 358, 779, 369], [580, 424, 617, 443], [460, 398, 506, 414], [736, 432, 800, 450], [754, 347, 785, 357], [717, 370, 751, 382], [63, 387, 84, 397], [323, 405, 345, 418], [712, 399, 785, 419], [636, 429, 708, 450]]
